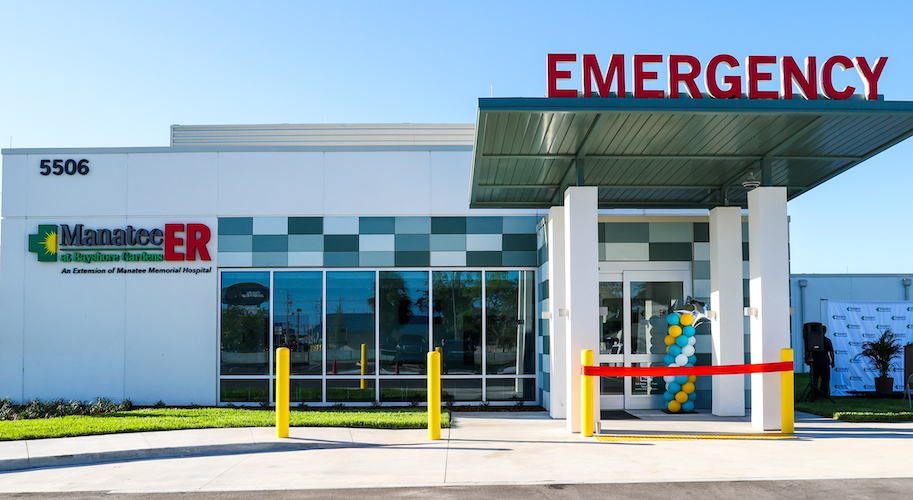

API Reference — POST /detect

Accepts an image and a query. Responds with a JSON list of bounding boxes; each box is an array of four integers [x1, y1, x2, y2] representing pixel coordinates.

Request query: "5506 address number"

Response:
[[40, 159, 90, 176]]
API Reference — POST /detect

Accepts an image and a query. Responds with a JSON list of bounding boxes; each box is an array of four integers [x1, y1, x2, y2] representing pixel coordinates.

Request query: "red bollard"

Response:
[[332, 359, 337, 375]]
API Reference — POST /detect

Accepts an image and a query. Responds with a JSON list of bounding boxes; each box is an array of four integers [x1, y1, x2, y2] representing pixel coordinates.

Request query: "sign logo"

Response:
[[860, 315, 875, 321], [833, 331, 848, 337], [832, 314, 846, 320], [876, 307, 891, 312], [28, 225, 59, 262], [847, 307, 862, 312], [29, 223, 211, 263]]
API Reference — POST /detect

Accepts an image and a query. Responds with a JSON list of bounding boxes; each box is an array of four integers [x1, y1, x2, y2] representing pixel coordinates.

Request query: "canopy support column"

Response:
[[710, 206, 745, 416], [547, 206, 568, 419], [748, 187, 790, 431], [563, 187, 599, 433]]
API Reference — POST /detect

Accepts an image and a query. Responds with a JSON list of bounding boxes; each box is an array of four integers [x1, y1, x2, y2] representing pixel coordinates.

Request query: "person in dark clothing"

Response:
[[807, 331, 835, 399]]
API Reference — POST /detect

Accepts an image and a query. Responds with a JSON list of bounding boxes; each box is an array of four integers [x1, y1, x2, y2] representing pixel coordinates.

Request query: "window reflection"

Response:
[[377, 271, 429, 375], [631, 282, 683, 355], [599, 282, 623, 355], [220, 272, 270, 375], [432, 271, 482, 375], [274, 272, 322, 374], [326, 272, 376, 376], [485, 271, 535, 375]]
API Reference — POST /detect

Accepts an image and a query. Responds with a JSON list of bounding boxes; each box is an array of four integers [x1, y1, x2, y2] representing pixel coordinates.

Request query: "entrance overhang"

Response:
[[470, 97, 913, 209]]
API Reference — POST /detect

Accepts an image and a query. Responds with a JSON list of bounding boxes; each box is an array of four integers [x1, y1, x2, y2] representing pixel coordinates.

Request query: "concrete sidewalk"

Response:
[[0, 411, 911, 492]]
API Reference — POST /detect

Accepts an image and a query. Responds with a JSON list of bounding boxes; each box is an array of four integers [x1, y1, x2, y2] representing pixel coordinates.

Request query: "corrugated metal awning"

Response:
[[469, 97, 913, 209]]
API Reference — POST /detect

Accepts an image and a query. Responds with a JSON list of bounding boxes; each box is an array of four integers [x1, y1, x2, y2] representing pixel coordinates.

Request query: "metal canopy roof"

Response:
[[469, 97, 913, 209]]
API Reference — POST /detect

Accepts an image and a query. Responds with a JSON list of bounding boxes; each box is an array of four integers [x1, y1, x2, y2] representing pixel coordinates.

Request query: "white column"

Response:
[[709, 207, 745, 416], [563, 187, 600, 433], [748, 187, 790, 431], [547, 206, 568, 419]]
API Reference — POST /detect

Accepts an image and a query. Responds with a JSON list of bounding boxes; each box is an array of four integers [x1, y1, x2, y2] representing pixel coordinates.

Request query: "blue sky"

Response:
[[2, 0, 911, 273]]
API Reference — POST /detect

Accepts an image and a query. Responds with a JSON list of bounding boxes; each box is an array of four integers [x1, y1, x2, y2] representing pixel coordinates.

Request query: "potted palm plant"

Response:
[[855, 329, 902, 395]]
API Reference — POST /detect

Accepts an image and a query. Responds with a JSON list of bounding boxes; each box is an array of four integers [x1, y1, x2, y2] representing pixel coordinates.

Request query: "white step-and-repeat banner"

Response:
[[826, 300, 912, 396]]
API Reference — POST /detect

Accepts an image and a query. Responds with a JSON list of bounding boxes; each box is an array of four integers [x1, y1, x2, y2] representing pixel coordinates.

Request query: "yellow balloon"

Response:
[[688, 375, 697, 384], [666, 345, 670, 353], [668, 325, 682, 337], [668, 400, 681, 412], [675, 391, 688, 403], [679, 313, 694, 326], [682, 382, 695, 394], [664, 335, 675, 346]]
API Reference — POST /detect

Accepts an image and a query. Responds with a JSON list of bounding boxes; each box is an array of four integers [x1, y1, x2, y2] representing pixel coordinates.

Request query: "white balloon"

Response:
[[688, 335, 696, 346], [682, 345, 695, 357], [663, 375, 675, 383], [675, 354, 688, 366]]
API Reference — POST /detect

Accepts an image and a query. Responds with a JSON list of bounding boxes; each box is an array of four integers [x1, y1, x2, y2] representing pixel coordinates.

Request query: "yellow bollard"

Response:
[[427, 350, 441, 440], [276, 347, 290, 438], [360, 343, 367, 390], [581, 349, 594, 437], [781, 348, 794, 434]]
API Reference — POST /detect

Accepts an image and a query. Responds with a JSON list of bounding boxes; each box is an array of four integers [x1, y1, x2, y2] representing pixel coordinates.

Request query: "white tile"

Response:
[[693, 279, 711, 299], [430, 251, 466, 266], [252, 217, 288, 235], [695, 333, 713, 354], [287, 252, 323, 267], [218, 252, 252, 267], [323, 217, 359, 234], [466, 234, 501, 251], [694, 242, 710, 261], [603, 243, 649, 261], [743, 261, 750, 278], [359, 234, 395, 252]]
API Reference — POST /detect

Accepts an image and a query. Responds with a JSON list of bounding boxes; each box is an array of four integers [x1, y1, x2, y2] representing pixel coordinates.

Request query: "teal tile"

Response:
[[693, 222, 710, 243], [466, 217, 502, 234], [742, 242, 749, 260], [502, 234, 537, 251], [395, 217, 430, 234], [599, 242, 606, 261], [218, 235, 252, 252], [502, 251, 537, 266], [648, 242, 692, 261], [219, 217, 253, 235], [430, 234, 466, 251], [359, 252, 395, 267], [395, 251, 430, 266], [395, 234, 430, 251], [288, 234, 323, 252], [693, 260, 711, 280], [604, 222, 649, 243], [359, 217, 395, 234], [649, 222, 693, 242], [252, 235, 288, 252], [466, 251, 501, 266], [598, 223, 606, 243], [252, 252, 288, 267], [431, 217, 466, 234], [288, 217, 323, 235], [502, 216, 538, 234], [325, 252, 358, 267], [538, 246, 548, 266], [324, 235, 359, 252]]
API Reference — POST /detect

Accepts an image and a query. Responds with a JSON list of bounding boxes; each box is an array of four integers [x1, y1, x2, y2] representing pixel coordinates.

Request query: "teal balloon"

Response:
[[675, 375, 688, 385], [669, 345, 682, 356], [675, 335, 689, 347], [666, 313, 681, 325], [688, 355, 697, 364], [667, 381, 682, 393], [663, 391, 674, 402], [683, 325, 696, 337], [688, 392, 697, 401], [682, 401, 695, 412], [664, 354, 675, 364]]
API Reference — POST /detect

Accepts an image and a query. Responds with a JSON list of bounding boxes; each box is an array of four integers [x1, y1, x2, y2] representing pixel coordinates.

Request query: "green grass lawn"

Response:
[[0, 407, 451, 441], [794, 373, 913, 422]]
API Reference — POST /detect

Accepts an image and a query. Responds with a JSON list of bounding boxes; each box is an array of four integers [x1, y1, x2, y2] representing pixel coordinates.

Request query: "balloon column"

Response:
[[662, 312, 697, 412]]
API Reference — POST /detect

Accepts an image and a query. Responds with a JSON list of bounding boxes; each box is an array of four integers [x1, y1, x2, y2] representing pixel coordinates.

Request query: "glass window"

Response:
[[432, 271, 482, 375], [327, 379, 375, 402], [442, 379, 482, 402], [289, 379, 322, 403], [274, 272, 323, 375], [631, 282, 683, 355], [220, 272, 270, 375], [379, 379, 426, 403], [378, 271, 429, 375], [326, 272, 376, 376], [486, 378, 535, 401], [599, 282, 624, 355], [485, 271, 535, 375], [220, 379, 268, 403], [599, 362, 623, 395]]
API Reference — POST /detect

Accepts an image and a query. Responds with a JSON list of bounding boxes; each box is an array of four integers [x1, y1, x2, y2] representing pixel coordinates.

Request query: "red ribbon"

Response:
[[582, 361, 793, 377]]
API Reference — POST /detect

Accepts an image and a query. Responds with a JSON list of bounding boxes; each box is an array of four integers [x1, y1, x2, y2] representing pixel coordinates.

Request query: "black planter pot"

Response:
[[874, 376, 894, 395]]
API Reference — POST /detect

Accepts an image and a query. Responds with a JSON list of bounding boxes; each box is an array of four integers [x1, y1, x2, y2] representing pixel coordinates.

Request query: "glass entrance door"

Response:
[[599, 270, 690, 409]]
